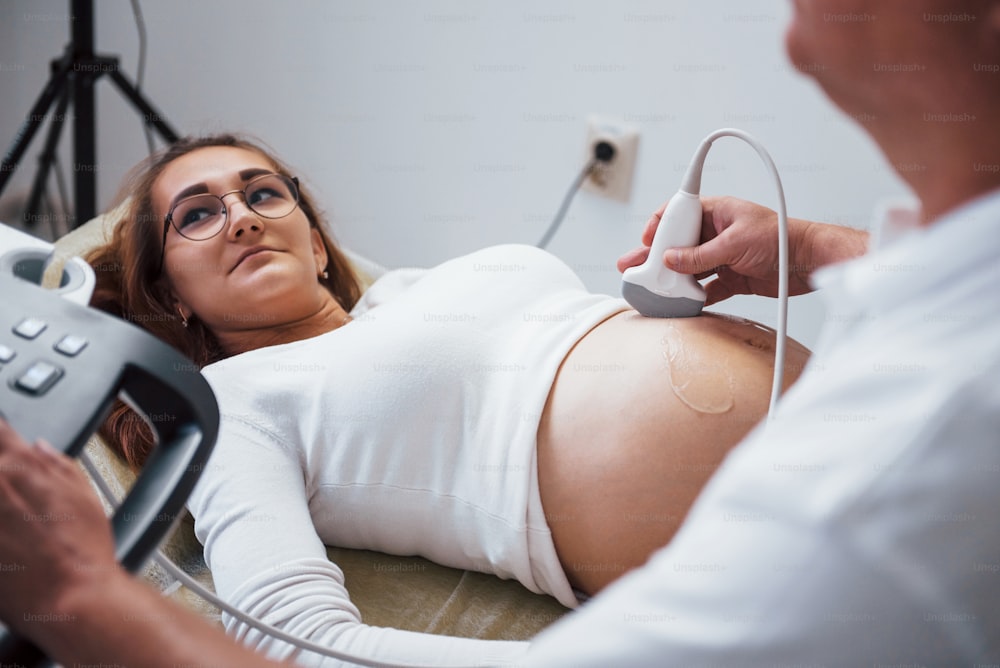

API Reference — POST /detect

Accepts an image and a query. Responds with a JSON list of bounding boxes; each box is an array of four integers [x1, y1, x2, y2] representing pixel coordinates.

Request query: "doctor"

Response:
[[529, 0, 1000, 664], [1, 0, 998, 666]]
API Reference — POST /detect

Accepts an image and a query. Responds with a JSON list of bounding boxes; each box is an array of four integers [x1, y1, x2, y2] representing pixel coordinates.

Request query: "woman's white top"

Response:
[[187, 244, 628, 666]]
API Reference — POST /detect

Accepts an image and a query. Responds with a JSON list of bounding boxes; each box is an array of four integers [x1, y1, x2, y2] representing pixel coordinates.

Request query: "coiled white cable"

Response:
[[683, 128, 789, 418]]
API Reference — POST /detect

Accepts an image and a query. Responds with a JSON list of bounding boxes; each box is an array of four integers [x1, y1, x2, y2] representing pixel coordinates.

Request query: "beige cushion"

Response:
[[56, 211, 569, 639]]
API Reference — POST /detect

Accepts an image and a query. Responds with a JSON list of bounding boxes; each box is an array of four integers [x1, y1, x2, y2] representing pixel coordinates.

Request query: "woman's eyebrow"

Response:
[[168, 182, 209, 211], [168, 168, 276, 211], [238, 167, 273, 181]]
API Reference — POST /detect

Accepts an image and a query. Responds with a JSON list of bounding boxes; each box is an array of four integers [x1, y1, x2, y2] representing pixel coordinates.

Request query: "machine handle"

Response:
[[110, 360, 218, 570], [0, 328, 219, 666]]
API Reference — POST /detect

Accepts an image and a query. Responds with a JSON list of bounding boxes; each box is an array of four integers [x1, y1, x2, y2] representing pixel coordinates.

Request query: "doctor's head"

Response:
[[785, 0, 998, 114], [89, 134, 362, 367], [784, 0, 1000, 219]]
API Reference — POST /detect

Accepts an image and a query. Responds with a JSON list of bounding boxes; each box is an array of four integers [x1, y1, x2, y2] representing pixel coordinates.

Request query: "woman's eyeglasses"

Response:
[[158, 173, 300, 272]]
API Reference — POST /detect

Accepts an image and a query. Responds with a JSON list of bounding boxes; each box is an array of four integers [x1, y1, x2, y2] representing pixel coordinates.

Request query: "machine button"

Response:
[[54, 334, 88, 357], [14, 360, 63, 396], [13, 318, 47, 340], [0, 344, 14, 363]]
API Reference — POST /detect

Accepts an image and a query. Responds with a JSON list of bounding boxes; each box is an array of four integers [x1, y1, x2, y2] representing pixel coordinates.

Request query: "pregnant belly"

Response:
[[536, 309, 811, 594]]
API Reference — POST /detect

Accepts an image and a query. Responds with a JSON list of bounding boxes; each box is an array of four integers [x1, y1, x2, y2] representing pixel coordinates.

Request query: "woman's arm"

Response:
[[187, 415, 528, 667]]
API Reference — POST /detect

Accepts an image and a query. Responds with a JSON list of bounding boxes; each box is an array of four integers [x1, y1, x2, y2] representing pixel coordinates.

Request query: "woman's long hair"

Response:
[[89, 133, 362, 468]]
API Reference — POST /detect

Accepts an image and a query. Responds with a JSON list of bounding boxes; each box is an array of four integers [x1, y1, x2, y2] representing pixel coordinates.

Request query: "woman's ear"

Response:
[[310, 227, 329, 277]]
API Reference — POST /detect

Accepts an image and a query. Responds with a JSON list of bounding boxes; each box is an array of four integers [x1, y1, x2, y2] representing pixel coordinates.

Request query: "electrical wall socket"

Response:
[[581, 116, 639, 202]]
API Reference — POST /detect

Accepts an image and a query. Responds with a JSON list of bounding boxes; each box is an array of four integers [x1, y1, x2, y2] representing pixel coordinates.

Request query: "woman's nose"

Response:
[[222, 195, 262, 238]]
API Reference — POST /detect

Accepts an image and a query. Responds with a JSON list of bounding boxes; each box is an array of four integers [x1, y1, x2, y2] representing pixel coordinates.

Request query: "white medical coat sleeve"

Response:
[[186, 415, 528, 667], [525, 358, 1000, 666]]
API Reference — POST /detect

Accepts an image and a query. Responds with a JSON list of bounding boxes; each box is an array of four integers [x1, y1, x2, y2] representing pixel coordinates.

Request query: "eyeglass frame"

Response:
[[157, 173, 301, 274]]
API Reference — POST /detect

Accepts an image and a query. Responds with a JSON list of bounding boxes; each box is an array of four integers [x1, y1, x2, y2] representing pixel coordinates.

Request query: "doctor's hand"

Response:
[[0, 418, 119, 638], [617, 196, 869, 306], [0, 417, 290, 668]]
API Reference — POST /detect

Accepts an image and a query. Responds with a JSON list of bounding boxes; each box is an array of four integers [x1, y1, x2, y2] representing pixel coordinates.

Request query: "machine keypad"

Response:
[[2, 317, 85, 397]]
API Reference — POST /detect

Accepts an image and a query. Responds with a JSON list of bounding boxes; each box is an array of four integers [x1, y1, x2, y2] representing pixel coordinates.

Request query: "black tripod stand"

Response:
[[0, 0, 179, 232]]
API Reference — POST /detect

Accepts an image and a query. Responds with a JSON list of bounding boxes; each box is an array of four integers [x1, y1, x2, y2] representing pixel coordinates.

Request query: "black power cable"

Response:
[[536, 140, 616, 249], [130, 0, 156, 156]]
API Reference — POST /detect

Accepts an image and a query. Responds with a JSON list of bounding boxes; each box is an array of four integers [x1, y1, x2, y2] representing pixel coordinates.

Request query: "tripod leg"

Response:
[[0, 63, 71, 199], [108, 70, 180, 144], [25, 88, 72, 232], [71, 0, 97, 227]]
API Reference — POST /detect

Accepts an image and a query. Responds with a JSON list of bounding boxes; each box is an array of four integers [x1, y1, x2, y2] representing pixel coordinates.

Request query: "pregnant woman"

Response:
[[88, 133, 809, 665]]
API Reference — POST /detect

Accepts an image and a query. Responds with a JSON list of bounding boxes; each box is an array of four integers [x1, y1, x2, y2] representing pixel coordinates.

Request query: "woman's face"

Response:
[[154, 146, 329, 335]]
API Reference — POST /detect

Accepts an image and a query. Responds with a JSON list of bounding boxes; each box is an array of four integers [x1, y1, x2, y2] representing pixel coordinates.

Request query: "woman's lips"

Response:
[[232, 247, 276, 271]]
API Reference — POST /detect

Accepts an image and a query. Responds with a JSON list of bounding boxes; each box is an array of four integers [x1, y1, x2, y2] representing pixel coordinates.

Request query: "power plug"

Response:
[[581, 116, 639, 202]]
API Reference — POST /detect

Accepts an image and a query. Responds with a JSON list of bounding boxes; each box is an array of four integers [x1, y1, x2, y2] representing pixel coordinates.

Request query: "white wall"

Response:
[[0, 0, 914, 348]]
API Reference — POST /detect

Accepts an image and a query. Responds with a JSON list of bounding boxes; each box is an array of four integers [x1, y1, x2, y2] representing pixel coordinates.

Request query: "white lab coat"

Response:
[[525, 189, 1000, 666]]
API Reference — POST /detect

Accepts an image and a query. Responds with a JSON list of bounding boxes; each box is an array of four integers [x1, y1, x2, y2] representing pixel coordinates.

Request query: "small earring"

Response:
[[322, 270, 329, 280], [178, 307, 189, 328]]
